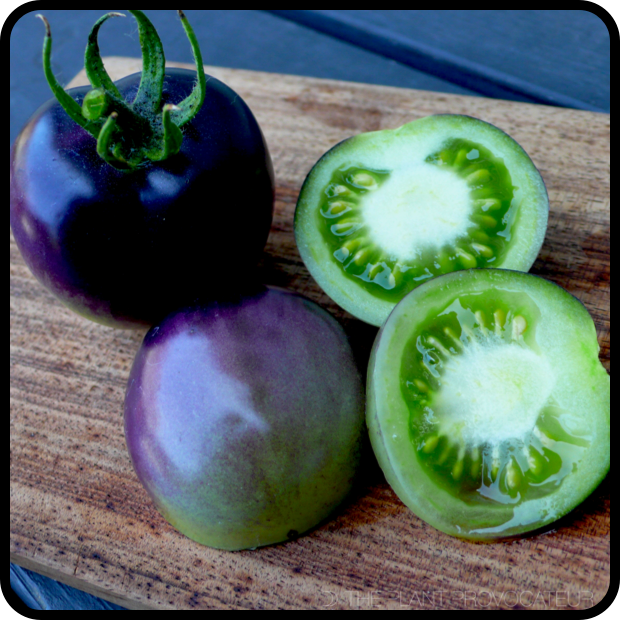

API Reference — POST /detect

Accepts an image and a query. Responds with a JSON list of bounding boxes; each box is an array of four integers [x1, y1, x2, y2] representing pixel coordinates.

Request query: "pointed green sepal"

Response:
[[96, 112, 126, 169], [84, 12, 125, 98], [171, 10, 207, 128], [37, 14, 101, 138], [96, 113, 143, 171], [147, 105, 184, 162], [127, 10, 166, 116]]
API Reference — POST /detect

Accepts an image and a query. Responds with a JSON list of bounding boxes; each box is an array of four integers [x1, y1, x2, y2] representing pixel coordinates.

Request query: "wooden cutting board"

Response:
[[10, 58, 610, 611]]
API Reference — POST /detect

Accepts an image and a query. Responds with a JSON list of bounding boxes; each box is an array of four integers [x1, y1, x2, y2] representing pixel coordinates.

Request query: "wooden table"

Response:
[[10, 58, 610, 610]]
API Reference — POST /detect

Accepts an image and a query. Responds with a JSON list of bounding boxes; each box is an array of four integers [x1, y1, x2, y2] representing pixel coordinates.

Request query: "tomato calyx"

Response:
[[37, 10, 206, 171]]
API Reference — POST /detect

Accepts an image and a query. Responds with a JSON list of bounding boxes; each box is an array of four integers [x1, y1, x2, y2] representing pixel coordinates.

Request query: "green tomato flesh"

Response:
[[367, 269, 609, 540], [295, 115, 549, 326]]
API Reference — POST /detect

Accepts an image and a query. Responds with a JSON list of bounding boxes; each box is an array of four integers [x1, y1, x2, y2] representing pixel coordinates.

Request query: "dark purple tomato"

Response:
[[10, 69, 274, 328], [124, 287, 365, 550]]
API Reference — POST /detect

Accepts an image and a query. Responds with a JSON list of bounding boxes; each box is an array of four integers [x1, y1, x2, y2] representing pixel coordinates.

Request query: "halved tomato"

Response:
[[295, 115, 549, 326], [367, 269, 609, 540]]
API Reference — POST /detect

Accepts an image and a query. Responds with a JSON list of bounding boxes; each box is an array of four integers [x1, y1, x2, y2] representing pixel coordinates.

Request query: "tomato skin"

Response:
[[124, 286, 366, 550], [10, 69, 274, 328]]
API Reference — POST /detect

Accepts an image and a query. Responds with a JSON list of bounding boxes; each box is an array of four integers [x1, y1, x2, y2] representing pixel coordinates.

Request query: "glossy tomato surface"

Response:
[[124, 287, 366, 550], [10, 69, 274, 328]]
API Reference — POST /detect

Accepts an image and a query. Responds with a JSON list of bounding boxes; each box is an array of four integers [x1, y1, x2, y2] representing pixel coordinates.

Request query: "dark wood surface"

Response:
[[10, 57, 610, 611]]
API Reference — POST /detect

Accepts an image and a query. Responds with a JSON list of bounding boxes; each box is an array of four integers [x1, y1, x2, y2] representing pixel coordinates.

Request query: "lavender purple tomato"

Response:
[[10, 11, 274, 328], [124, 287, 365, 550]]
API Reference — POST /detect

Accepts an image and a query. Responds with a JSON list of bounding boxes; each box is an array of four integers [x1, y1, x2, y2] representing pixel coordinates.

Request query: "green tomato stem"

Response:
[[38, 10, 208, 171]]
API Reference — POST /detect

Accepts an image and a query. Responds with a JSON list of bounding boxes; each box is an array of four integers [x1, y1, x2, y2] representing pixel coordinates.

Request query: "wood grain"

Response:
[[10, 58, 610, 610]]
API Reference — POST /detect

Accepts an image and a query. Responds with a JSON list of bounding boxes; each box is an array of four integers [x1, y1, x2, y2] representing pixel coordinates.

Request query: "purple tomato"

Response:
[[10, 11, 274, 328], [124, 287, 366, 550]]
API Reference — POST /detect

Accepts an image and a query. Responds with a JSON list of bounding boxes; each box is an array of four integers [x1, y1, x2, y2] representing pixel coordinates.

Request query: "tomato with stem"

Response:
[[10, 10, 274, 328]]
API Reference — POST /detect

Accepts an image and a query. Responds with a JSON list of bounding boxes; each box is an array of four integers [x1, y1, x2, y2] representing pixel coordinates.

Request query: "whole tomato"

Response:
[[10, 10, 274, 327]]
